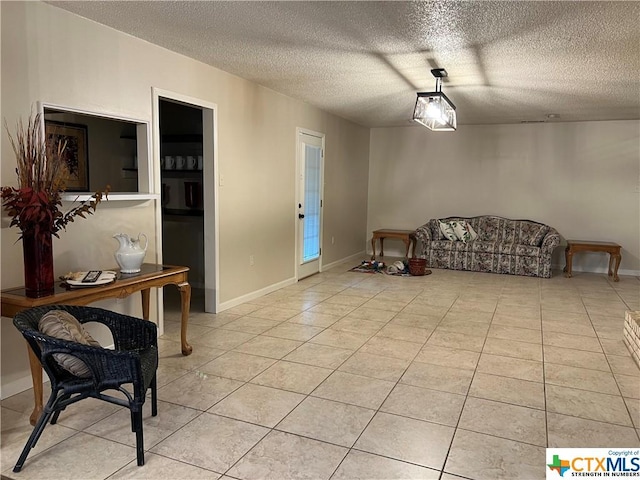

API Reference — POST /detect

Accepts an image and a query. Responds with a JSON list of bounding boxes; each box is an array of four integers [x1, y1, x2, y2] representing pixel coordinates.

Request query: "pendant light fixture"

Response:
[[412, 68, 457, 131]]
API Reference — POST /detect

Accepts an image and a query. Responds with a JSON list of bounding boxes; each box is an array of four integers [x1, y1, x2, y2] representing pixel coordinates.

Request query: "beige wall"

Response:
[[0, 2, 370, 397], [368, 122, 640, 273]]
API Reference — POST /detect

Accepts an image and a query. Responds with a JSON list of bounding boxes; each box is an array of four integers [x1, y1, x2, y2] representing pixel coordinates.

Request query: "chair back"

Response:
[[12, 307, 45, 359], [13, 306, 96, 386]]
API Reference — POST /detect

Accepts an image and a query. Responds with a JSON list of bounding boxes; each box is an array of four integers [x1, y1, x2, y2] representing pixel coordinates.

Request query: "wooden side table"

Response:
[[371, 229, 417, 259], [564, 240, 622, 282], [1, 264, 191, 425]]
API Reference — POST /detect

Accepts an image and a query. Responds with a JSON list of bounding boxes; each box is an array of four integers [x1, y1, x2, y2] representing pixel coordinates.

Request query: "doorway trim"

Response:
[[152, 87, 220, 314], [295, 127, 326, 280]]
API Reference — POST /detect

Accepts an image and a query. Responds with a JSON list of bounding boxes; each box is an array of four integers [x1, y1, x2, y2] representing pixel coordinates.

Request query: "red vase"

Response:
[[22, 231, 54, 298]]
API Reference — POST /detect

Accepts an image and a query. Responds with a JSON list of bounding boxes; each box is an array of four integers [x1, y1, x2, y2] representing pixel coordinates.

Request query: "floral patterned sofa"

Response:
[[414, 215, 561, 278]]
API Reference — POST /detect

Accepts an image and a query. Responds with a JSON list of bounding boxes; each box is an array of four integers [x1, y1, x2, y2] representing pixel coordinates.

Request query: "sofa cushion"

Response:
[[520, 222, 549, 246], [439, 221, 458, 241], [501, 220, 549, 246], [495, 243, 541, 257], [435, 217, 468, 240], [428, 220, 443, 240], [477, 216, 505, 242], [496, 243, 517, 255], [452, 221, 478, 243], [431, 240, 458, 251], [472, 241, 498, 254], [39, 310, 101, 377], [516, 244, 541, 256]]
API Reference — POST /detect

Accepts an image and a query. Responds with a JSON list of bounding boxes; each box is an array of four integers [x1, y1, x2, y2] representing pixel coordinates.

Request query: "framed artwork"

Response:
[[45, 121, 89, 191]]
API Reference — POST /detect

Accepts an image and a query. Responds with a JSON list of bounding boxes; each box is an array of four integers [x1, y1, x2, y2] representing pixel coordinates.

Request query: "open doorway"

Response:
[[153, 89, 219, 316], [159, 99, 205, 313]]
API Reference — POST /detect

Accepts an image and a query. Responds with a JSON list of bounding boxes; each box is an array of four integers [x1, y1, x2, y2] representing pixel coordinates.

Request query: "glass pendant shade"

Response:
[[413, 92, 457, 131]]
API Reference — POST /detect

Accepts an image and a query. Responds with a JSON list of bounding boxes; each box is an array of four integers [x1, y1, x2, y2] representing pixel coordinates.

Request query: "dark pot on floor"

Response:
[[408, 257, 427, 276]]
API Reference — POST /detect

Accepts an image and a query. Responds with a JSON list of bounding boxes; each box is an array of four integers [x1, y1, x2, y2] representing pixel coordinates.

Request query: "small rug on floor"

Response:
[[350, 260, 385, 274], [349, 260, 415, 276]]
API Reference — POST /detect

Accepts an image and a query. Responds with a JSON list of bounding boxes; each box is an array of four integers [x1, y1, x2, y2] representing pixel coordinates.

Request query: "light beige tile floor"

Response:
[[2, 260, 640, 480]]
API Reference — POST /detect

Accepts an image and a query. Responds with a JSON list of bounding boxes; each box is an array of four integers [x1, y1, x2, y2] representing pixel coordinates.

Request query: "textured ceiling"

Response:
[[48, 1, 640, 127]]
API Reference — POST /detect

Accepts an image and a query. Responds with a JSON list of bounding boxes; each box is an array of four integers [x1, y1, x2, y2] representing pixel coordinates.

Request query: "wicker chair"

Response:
[[12, 305, 158, 472]]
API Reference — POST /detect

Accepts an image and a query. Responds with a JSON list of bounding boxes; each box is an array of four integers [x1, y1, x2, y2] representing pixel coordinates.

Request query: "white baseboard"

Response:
[[1, 375, 49, 401], [365, 247, 413, 260], [322, 250, 367, 271], [218, 276, 297, 312], [551, 263, 640, 278], [218, 251, 368, 312]]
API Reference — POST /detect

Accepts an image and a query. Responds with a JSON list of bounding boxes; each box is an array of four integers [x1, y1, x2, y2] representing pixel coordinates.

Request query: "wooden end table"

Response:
[[564, 240, 622, 282], [371, 229, 417, 259], [1, 264, 192, 425]]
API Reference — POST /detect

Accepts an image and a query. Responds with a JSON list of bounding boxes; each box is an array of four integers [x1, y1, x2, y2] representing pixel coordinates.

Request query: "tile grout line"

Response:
[[4, 267, 638, 479]]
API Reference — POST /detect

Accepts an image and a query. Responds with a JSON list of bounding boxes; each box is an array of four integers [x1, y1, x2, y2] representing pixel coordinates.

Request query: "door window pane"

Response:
[[302, 144, 321, 263]]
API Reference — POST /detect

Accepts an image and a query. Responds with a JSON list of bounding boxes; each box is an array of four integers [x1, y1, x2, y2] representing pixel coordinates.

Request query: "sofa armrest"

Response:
[[414, 223, 435, 258], [415, 223, 433, 243], [541, 229, 561, 255]]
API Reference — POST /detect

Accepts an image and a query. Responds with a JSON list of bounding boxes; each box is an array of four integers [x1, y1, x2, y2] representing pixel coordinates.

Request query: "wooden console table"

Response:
[[371, 229, 417, 259], [564, 240, 621, 282], [1, 263, 191, 425]]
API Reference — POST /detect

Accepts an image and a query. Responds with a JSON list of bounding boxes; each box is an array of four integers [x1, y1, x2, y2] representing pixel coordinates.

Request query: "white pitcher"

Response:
[[113, 233, 148, 273]]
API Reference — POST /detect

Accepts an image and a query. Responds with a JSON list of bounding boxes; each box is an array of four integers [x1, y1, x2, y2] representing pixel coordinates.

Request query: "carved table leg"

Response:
[[380, 238, 384, 257], [27, 343, 43, 426], [564, 246, 573, 278], [177, 281, 192, 356], [403, 238, 410, 258], [141, 288, 150, 320], [410, 236, 417, 259], [611, 252, 621, 282], [608, 254, 614, 278]]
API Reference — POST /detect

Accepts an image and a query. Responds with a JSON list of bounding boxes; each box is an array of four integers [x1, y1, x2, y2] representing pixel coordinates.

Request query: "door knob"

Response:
[[298, 214, 305, 219]]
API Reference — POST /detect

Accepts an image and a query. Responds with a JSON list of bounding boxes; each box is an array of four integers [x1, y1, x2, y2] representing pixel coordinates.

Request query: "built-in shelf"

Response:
[[123, 168, 202, 174], [162, 208, 204, 217], [120, 134, 202, 143], [122, 168, 202, 178], [162, 134, 203, 143], [61, 192, 159, 202], [161, 169, 203, 177]]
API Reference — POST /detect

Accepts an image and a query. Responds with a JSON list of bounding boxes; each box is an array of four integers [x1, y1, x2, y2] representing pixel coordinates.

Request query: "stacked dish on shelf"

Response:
[[161, 155, 203, 171]]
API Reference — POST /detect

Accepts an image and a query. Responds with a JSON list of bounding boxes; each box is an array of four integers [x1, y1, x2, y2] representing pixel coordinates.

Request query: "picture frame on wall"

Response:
[[45, 120, 89, 191]]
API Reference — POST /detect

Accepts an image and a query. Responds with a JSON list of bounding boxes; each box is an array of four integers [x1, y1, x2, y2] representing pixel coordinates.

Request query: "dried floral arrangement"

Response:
[[1, 112, 110, 238]]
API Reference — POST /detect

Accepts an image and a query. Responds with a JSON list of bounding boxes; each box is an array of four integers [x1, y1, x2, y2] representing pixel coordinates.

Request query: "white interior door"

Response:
[[297, 131, 324, 279]]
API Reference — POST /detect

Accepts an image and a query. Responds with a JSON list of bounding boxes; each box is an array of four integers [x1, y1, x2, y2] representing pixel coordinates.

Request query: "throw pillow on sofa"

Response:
[[452, 221, 478, 243], [439, 221, 458, 241], [39, 310, 102, 377]]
